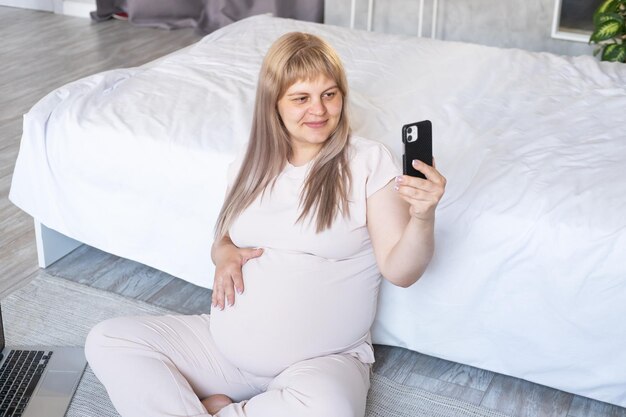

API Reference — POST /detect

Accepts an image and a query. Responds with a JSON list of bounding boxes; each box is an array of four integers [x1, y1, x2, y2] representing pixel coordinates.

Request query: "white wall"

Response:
[[325, 0, 594, 57]]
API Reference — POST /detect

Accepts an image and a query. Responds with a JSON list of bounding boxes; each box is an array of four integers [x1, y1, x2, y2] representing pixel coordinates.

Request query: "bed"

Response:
[[9, 14, 626, 407]]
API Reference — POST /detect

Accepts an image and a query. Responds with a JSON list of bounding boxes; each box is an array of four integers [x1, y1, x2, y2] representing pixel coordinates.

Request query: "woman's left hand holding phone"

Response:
[[395, 159, 446, 222], [211, 235, 264, 310]]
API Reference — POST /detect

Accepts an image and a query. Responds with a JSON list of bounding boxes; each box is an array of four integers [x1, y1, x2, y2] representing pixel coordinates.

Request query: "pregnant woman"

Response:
[[86, 31, 446, 417]]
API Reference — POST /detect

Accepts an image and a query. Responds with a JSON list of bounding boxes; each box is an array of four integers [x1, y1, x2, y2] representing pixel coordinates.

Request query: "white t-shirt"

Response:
[[210, 136, 400, 377]]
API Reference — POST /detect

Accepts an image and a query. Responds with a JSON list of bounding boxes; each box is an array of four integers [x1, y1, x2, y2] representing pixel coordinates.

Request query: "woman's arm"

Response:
[[367, 160, 446, 287], [211, 234, 263, 310]]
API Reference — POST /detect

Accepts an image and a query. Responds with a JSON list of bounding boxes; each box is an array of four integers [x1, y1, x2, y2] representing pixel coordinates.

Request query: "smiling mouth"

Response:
[[304, 120, 328, 128]]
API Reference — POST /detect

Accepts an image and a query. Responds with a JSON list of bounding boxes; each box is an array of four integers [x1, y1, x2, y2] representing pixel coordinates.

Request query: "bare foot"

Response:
[[201, 394, 233, 415]]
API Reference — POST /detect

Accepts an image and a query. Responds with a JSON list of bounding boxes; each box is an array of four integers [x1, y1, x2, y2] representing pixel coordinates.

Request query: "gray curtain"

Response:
[[91, 0, 324, 32]]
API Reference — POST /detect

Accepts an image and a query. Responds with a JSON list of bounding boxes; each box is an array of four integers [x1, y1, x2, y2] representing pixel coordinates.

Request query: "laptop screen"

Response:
[[0, 304, 5, 358]]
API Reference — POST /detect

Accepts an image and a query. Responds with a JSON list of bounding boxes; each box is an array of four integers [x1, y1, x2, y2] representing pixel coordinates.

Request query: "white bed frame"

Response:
[[349, 0, 439, 38], [34, 221, 82, 268]]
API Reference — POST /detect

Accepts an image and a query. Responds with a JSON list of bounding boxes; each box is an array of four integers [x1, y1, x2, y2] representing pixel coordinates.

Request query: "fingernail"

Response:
[[412, 159, 420, 166], [394, 185, 399, 191], [395, 176, 403, 183], [236, 287, 243, 294]]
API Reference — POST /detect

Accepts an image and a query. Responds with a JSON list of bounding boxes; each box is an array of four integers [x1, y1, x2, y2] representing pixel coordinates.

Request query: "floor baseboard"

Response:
[[0, 0, 55, 12], [0, 0, 94, 18]]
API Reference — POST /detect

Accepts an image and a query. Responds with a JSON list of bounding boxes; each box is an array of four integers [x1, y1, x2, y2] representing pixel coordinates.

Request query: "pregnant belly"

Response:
[[210, 248, 380, 377]]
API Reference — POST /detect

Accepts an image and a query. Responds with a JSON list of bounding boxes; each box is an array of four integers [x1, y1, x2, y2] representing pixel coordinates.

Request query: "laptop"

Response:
[[0, 303, 87, 417]]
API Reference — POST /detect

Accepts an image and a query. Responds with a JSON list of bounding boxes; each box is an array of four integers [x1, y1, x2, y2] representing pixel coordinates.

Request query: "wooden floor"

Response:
[[0, 7, 625, 417]]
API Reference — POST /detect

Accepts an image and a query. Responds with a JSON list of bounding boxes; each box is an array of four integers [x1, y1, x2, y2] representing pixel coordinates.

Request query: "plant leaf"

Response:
[[590, 20, 624, 42], [596, 0, 619, 14], [594, 12, 624, 26], [601, 43, 626, 62]]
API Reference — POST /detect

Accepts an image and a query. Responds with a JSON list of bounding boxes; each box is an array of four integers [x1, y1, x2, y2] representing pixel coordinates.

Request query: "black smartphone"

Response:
[[402, 120, 433, 179]]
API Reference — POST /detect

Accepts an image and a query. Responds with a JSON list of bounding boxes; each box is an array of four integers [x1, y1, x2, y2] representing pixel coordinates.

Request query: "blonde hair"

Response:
[[214, 32, 352, 238]]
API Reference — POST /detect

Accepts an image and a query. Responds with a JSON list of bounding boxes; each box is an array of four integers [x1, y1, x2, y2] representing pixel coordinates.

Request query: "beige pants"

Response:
[[85, 314, 371, 417]]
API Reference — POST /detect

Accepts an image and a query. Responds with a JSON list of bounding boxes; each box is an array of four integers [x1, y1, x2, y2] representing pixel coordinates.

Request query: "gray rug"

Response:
[[3, 274, 512, 417]]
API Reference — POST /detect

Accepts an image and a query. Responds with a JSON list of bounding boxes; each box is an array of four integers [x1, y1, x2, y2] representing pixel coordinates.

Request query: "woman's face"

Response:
[[277, 75, 343, 161]]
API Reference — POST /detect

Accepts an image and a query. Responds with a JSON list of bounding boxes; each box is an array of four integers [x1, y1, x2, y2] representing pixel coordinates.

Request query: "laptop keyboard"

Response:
[[0, 350, 53, 417]]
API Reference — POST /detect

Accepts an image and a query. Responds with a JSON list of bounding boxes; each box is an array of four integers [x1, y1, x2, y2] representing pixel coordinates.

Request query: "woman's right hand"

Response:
[[211, 236, 263, 310]]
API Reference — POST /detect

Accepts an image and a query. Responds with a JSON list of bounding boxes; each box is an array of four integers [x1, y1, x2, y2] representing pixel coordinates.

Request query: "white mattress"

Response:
[[10, 15, 626, 406]]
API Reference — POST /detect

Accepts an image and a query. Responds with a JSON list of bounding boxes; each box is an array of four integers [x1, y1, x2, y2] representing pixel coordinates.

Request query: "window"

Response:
[[551, 0, 603, 42]]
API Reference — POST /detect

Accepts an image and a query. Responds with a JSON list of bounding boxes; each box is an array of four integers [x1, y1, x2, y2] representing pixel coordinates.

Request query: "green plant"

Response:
[[589, 0, 626, 62]]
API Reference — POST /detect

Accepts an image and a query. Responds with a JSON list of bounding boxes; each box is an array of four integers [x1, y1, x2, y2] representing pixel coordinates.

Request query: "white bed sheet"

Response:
[[10, 15, 626, 406]]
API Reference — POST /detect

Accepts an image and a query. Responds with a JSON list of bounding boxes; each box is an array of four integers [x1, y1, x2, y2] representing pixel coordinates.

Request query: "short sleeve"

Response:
[[364, 141, 401, 198]]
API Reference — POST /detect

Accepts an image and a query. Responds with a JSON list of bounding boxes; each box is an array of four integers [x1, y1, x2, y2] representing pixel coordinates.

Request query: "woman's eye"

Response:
[[293, 96, 308, 103], [324, 91, 337, 99]]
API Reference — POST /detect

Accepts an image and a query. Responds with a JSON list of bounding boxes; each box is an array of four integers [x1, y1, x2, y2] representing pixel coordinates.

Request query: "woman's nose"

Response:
[[308, 99, 327, 116]]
